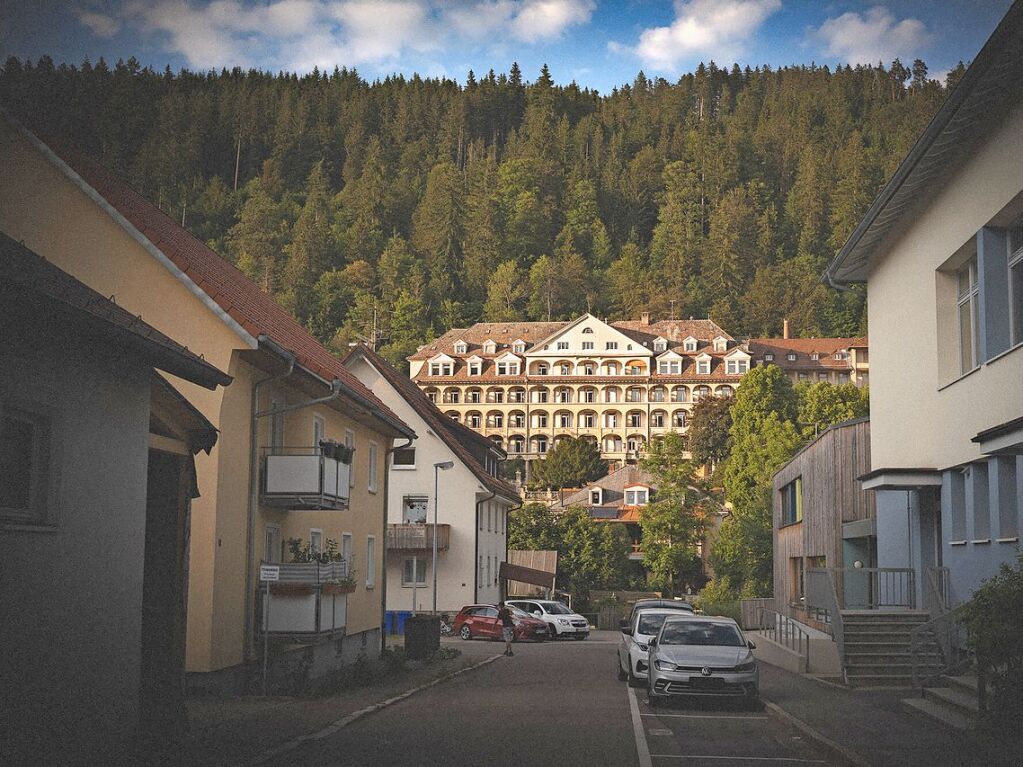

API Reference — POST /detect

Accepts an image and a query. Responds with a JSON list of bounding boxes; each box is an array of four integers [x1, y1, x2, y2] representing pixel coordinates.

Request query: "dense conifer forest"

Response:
[[1, 56, 960, 367]]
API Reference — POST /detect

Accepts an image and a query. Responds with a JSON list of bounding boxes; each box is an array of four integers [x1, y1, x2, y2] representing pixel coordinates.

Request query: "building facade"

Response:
[[408, 313, 751, 472], [345, 346, 520, 614], [748, 335, 869, 387], [824, 1, 1023, 611], [0, 116, 416, 688]]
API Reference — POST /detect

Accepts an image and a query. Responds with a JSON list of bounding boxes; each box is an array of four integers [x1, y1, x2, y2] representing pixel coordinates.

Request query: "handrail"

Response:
[[757, 608, 810, 670], [806, 568, 846, 683], [910, 600, 974, 688]]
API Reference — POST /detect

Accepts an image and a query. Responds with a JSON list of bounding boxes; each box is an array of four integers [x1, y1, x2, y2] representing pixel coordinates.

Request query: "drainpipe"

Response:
[[503, 498, 522, 602], [245, 337, 294, 661], [381, 436, 414, 656]]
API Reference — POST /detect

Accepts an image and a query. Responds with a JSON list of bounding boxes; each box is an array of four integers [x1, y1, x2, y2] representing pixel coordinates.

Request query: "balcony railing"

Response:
[[256, 560, 353, 637], [386, 523, 451, 551], [261, 446, 351, 510]]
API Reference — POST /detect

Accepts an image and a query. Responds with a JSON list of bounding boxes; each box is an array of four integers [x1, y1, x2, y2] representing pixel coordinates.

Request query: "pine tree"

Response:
[[282, 161, 335, 322], [412, 161, 464, 301]]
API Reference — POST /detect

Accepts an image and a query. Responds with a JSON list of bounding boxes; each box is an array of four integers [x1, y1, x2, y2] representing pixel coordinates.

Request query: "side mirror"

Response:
[[619, 618, 630, 630], [747, 640, 757, 650], [533, 611, 542, 618], [621, 627, 633, 636]]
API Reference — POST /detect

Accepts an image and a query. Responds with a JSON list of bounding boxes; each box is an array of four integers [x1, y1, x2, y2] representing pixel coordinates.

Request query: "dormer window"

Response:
[[429, 362, 454, 376], [482, 340, 497, 354], [590, 488, 603, 505], [454, 341, 468, 354], [653, 338, 667, 352], [697, 359, 711, 375], [683, 338, 698, 352], [764, 353, 774, 362], [834, 351, 848, 361], [725, 359, 749, 375], [512, 340, 526, 353], [468, 361, 482, 376], [624, 487, 649, 506], [582, 327, 594, 334], [496, 360, 520, 375], [713, 337, 728, 352], [810, 353, 820, 361], [787, 353, 797, 362]]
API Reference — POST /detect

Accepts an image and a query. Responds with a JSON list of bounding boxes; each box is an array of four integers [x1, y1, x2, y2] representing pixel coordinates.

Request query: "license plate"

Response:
[[688, 677, 727, 690]]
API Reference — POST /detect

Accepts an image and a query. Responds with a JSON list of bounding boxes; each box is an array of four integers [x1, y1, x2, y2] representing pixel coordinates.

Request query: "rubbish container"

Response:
[[395, 610, 412, 635], [404, 615, 440, 660], [385, 611, 395, 635]]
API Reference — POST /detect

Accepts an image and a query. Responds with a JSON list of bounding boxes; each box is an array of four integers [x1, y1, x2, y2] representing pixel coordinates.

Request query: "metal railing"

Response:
[[910, 601, 975, 690], [268, 559, 353, 583], [812, 567, 916, 610], [923, 566, 951, 617], [386, 523, 451, 551], [758, 608, 811, 669]]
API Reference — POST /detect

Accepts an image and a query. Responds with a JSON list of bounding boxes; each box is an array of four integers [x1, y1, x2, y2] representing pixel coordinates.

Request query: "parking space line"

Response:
[[649, 756, 826, 763], [641, 714, 769, 720], [628, 685, 654, 767]]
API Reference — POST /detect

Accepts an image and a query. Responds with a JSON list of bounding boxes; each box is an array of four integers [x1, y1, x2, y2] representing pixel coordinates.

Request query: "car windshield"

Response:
[[636, 612, 673, 635], [507, 606, 531, 618], [541, 602, 572, 615], [659, 621, 745, 647]]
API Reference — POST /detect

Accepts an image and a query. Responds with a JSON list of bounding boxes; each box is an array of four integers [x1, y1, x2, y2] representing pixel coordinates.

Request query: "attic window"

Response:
[[696, 359, 710, 375], [468, 361, 482, 376], [764, 353, 774, 362], [726, 359, 749, 375], [483, 341, 497, 354], [513, 341, 526, 353], [787, 353, 797, 362], [429, 362, 453, 376], [582, 327, 594, 334], [557, 341, 569, 350], [834, 351, 848, 361], [590, 488, 602, 505], [653, 339, 667, 352], [810, 353, 820, 361], [454, 342, 468, 354], [713, 338, 727, 352], [606, 341, 618, 350], [624, 488, 649, 506], [684, 340, 697, 352]]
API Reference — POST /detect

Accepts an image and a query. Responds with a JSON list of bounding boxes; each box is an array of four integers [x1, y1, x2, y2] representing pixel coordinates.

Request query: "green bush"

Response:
[[695, 577, 742, 622], [961, 552, 1023, 730]]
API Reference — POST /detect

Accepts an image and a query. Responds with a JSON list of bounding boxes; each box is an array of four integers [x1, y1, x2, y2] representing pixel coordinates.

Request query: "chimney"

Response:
[[640, 311, 650, 326], [783, 319, 790, 339]]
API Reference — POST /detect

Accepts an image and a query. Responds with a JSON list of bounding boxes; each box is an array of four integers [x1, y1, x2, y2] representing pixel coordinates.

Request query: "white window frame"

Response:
[[313, 413, 326, 447], [582, 341, 594, 350], [366, 536, 376, 588], [342, 532, 353, 568], [454, 342, 467, 354], [403, 495, 429, 524], [697, 360, 710, 375], [368, 441, 379, 492], [684, 340, 697, 352], [309, 528, 323, 555], [469, 362, 481, 376], [0, 400, 58, 527], [786, 353, 797, 362], [264, 524, 282, 563], [402, 556, 427, 587], [764, 353, 774, 362], [654, 340, 667, 352], [958, 257, 980, 373], [1010, 236, 1023, 347], [392, 445, 416, 470]]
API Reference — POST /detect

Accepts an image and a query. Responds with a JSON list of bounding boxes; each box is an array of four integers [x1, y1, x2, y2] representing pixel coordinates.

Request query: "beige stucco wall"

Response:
[[866, 104, 1023, 472], [0, 119, 390, 673]]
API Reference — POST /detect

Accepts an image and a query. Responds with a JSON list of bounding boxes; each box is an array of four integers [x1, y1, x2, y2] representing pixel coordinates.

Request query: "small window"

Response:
[[264, 525, 282, 563], [403, 495, 428, 524], [366, 536, 376, 588], [590, 489, 601, 504], [483, 341, 497, 354], [654, 340, 667, 352], [309, 529, 323, 555], [454, 342, 467, 354], [557, 341, 569, 350], [582, 341, 594, 350], [696, 360, 710, 375], [684, 340, 697, 352], [368, 442, 379, 492], [764, 353, 774, 362], [392, 446, 416, 468], [781, 477, 803, 526], [513, 341, 526, 353], [1, 405, 53, 525], [582, 327, 594, 334], [342, 532, 353, 564], [786, 353, 797, 362], [606, 341, 618, 350], [402, 556, 427, 586], [469, 362, 481, 376]]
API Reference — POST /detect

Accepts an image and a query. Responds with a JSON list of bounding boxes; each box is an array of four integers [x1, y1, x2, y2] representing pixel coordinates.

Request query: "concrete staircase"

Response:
[[903, 674, 980, 730], [840, 611, 944, 687]]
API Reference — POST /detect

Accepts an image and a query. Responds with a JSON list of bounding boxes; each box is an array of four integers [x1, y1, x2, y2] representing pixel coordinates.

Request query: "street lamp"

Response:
[[433, 461, 454, 614]]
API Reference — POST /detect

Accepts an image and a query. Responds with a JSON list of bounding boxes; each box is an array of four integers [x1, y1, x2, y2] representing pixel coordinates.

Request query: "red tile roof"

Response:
[[30, 131, 411, 435], [748, 337, 865, 371], [1, 232, 231, 390], [345, 345, 521, 503]]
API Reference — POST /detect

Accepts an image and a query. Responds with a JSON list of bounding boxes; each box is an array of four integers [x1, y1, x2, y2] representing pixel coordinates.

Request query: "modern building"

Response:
[[408, 313, 751, 473], [344, 345, 520, 614], [1, 235, 229, 762], [748, 335, 869, 387], [824, 1, 1023, 616], [0, 115, 416, 690]]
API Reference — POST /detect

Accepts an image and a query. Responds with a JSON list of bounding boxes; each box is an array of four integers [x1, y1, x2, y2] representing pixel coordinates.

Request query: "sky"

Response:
[[0, 1, 1014, 93]]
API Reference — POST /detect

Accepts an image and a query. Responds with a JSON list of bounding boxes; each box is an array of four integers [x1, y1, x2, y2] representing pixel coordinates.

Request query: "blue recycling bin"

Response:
[[385, 611, 395, 635], [396, 610, 412, 634]]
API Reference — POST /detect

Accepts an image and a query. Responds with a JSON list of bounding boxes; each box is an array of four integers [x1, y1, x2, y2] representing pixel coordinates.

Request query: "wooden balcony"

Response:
[[386, 523, 451, 552]]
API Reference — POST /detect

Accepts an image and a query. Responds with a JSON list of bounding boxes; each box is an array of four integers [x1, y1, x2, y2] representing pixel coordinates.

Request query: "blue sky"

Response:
[[0, 1, 1013, 92]]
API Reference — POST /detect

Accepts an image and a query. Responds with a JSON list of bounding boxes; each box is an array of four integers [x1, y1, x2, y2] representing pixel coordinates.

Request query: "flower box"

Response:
[[322, 581, 356, 595]]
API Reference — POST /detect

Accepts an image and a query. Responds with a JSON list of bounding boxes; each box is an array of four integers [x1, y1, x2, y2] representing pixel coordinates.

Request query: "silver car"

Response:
[[646, 615, 759, 707]]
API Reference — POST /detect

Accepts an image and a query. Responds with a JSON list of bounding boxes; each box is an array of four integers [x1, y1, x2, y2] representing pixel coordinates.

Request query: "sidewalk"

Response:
[[179, 648, 497, 765], [760, 663, 974, 767]]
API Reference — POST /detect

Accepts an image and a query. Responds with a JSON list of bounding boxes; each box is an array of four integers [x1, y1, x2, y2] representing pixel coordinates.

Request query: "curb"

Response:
[[763, 699, 869, 767], [250, 653, 502, 765]]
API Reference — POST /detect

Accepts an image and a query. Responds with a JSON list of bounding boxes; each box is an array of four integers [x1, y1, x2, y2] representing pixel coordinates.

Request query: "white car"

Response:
[[617, 606, 695, 686], [505, 599, 590, 639]]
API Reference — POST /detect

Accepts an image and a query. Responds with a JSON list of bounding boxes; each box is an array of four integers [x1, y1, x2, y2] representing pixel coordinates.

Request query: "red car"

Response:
[[453, 604, 548, 642]]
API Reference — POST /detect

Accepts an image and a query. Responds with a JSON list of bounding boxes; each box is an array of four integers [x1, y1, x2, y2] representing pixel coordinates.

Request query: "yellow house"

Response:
[[0, 115, 416, 688]]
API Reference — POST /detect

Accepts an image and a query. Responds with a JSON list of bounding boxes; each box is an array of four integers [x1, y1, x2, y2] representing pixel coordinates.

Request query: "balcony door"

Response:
[[264, 525, 282, 563], [403, 495, 429, 524]]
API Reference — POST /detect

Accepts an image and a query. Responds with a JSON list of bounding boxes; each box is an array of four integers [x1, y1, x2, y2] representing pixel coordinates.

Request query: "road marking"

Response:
[[648, 728, 674, 736], [628, 685, 654, 767], [649, 756, 826, 763], [641, 714, 768, 720]]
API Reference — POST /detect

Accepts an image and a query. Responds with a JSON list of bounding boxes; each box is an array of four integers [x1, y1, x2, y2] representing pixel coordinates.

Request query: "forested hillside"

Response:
[[1, 56, 958, 367]]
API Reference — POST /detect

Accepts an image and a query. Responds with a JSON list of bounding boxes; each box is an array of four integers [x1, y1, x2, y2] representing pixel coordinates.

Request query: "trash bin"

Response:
[[404, 615, 440, 660], [385, 611, 395, 635], [395, 610, 412, 635]]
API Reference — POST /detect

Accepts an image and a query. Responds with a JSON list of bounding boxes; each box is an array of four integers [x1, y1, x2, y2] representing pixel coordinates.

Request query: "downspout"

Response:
[[503, 498, 522, 602], [381, 435, 415, 656], [474, 493, 494, 602], [245, 338, 294, 661]]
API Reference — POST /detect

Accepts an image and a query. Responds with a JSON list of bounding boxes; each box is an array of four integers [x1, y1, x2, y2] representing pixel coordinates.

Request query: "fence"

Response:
[[739, 598, 775, 630], [757, 608, 810, 667]]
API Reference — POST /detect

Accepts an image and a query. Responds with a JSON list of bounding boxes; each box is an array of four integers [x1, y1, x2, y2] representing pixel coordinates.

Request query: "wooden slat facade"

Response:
[[772, 418, 874, 624]]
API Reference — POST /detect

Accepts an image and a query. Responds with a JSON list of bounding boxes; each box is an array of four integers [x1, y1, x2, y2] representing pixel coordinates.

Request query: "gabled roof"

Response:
[[748, 337, 864, 370], [345, 345, 520, 504], [554, 464, 658, 511], [1, 232, 231, 390], [10, 116, 411, 437], [825, 3, 1023, 283], [526, 313, 640, 354]]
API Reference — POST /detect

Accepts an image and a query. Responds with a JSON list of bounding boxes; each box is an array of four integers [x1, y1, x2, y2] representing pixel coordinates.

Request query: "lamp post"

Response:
[[433, 461, 454, 614]]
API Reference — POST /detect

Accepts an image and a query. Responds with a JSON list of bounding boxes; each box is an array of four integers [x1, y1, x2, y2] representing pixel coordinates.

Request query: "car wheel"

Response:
[[548, 624, 558, 640], [617, 656, 628, 681], [460, 624, 472, 641]]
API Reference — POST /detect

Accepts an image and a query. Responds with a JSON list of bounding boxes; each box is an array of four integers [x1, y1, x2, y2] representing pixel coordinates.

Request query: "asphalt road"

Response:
[[264, 631, 834, 767]]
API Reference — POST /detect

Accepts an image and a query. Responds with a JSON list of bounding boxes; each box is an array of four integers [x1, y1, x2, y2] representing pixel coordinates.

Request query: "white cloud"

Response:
[[814, 6, 930, 65], [76, 10, 122, 39], [79, 1, 595, 74], [620, 0, 781, 73]]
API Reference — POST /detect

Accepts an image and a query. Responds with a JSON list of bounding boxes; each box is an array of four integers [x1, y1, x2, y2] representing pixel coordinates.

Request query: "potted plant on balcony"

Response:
[[322, 573, 357, 595]]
